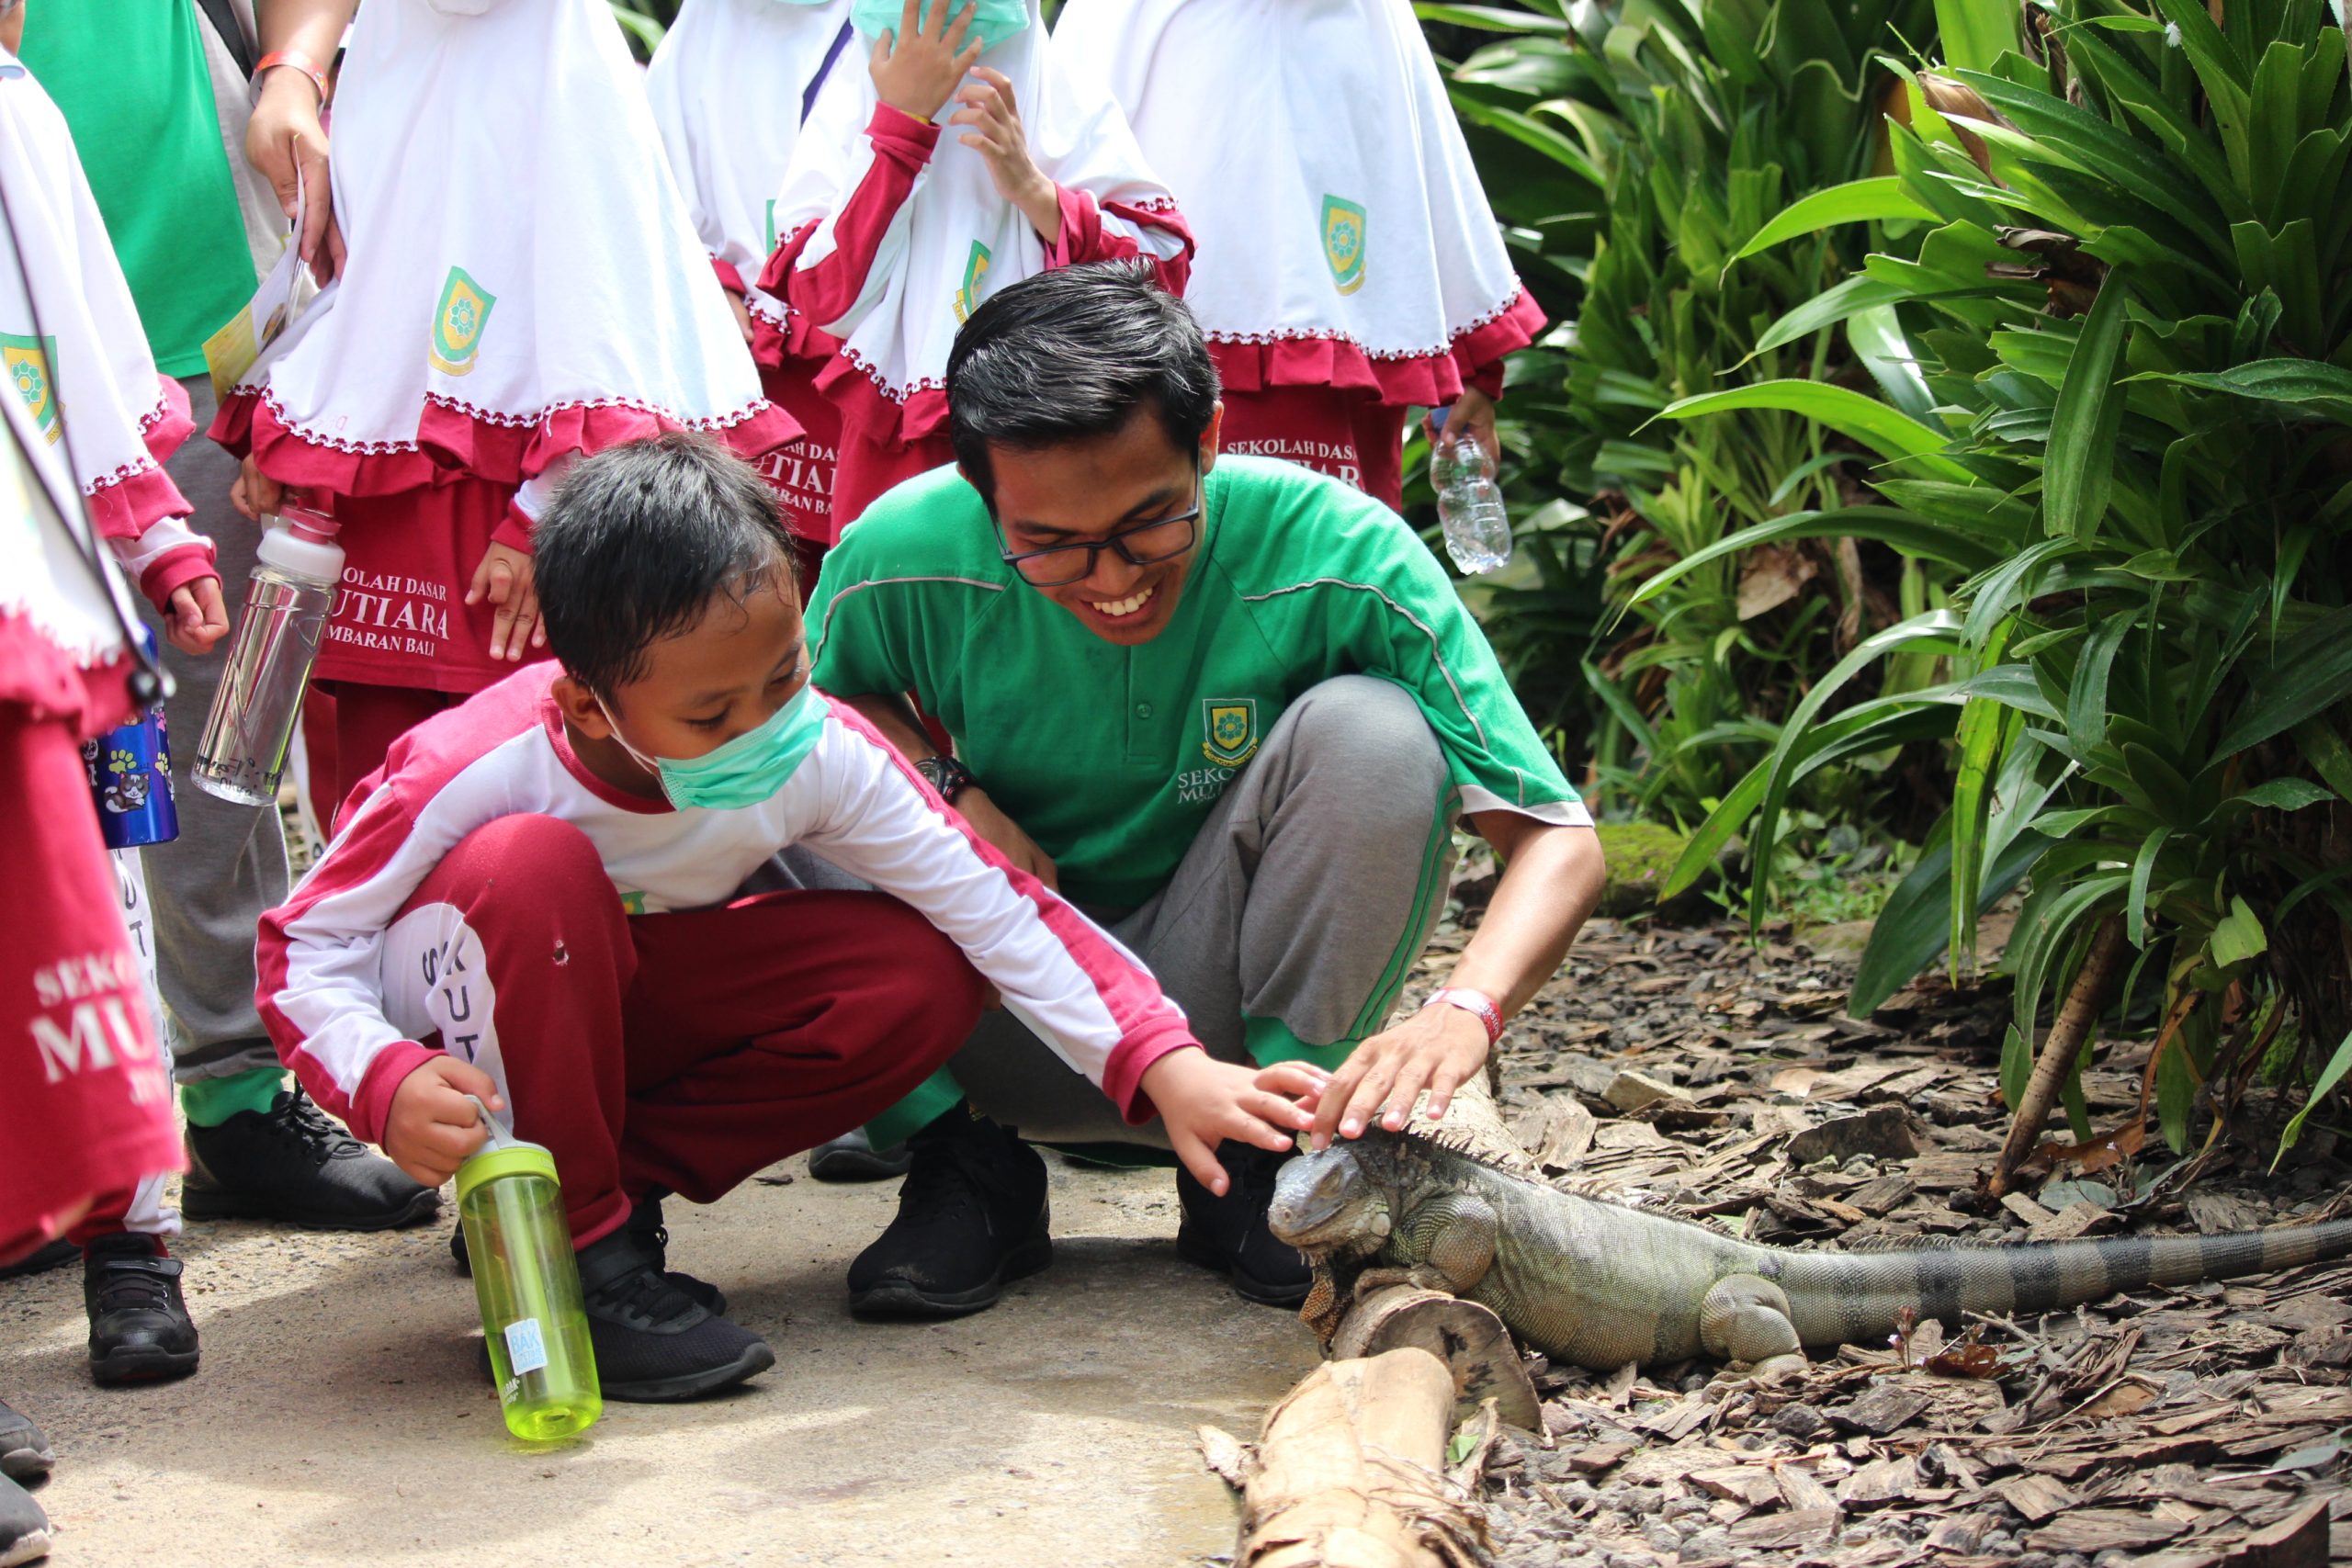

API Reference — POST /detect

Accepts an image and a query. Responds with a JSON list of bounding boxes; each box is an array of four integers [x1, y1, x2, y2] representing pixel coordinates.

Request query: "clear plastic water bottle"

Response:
[[457, 1099, 601, 1442], [1430, 410, 1511, 575], [192, 497, 342, 806]]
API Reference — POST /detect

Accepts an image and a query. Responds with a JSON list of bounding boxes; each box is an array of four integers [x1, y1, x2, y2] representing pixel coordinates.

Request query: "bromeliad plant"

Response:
[[1649, 0, 2352, 1164]]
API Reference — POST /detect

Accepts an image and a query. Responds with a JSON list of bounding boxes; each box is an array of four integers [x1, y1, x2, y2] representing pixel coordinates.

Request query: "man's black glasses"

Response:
[[993, 464, 1203, 588]]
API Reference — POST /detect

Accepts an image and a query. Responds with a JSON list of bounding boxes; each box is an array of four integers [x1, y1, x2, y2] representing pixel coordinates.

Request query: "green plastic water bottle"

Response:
[[455, 1099, 601, 1441]]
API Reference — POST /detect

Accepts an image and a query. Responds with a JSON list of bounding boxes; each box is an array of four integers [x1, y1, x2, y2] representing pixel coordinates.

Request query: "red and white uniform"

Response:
[[759, 0, 1192, 535], [647, 0, 858, 551], [256, 663, 1200, 1243], [213, 0, 798, 799], [1054, 0, 1544, 509]]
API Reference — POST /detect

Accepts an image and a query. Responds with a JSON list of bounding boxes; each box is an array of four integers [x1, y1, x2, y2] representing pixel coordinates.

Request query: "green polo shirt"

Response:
[[810, 456, 1584, 913]]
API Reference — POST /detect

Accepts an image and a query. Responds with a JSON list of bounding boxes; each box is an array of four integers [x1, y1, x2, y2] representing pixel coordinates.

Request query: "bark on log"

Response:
[[1329, 1284, 1541, 1431], [1991, 914, 2129, 1197], [1237, 1348, 1485, 1568]]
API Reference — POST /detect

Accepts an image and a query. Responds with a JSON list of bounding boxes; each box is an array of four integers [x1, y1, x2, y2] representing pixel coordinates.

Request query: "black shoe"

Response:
[[807, 1129, 913, 1182], [0, 1403, 51, 1483], [575, 1229, 773, 1402], [1177, 1143, 1313, 1307], [0, 1472, 51, 1567], [184, 1089, 440, 1231], [0, 1241, 75, 1283], [82, 1235, 199, 1387], [846, 1105, 1051, 1318], [451, 1195, 726, 1314]]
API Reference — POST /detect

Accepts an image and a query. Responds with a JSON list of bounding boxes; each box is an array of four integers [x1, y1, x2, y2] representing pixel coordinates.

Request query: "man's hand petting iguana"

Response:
[[1141, 1048, 1325, 1195]]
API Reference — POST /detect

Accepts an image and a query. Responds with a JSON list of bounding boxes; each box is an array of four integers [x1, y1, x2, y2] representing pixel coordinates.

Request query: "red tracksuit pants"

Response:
[[378, 813, 986, 1246]]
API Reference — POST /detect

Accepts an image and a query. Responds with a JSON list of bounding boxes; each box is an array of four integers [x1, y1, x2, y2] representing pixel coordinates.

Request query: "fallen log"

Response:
[[1235, 1348, 1485, 1568], [1329, 1284, 1541, 1431]]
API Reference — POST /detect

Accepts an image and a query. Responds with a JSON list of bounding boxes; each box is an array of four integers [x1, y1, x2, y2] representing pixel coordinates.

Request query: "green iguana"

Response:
[[1268, 1130, 2352, 1376]]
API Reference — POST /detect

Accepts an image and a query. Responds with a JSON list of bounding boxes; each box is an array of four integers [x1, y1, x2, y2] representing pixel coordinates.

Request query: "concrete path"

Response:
[[2, 1155, 1317, 1567]]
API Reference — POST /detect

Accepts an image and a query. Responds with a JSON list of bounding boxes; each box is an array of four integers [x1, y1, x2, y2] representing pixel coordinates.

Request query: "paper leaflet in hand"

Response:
[[202, 170, 323, 402]]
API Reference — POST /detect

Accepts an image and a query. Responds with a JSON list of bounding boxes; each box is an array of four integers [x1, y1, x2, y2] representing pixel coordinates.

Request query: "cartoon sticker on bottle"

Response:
[[953, 241, 993, 324], [427, 266, 497, 377], [1320, 197, 1367, 296], [1, 333, 62, 445]]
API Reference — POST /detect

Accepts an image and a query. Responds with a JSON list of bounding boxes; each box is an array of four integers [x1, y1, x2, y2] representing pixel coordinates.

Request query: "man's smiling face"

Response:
[[978, 402, 1220, 648]]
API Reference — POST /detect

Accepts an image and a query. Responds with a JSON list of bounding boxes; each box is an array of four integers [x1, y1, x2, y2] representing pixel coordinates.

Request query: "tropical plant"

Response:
[[1650, 0, 2352, 1161]]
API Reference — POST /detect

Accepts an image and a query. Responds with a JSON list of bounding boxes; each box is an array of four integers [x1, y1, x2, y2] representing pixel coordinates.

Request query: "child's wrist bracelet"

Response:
[[254, 51, 332, 108], [1424, 987, 1504, 1047]]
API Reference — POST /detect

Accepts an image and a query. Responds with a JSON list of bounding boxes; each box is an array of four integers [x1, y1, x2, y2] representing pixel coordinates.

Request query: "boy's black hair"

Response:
[[944, 260, 1220, 502], [534, 431, 797, 697]]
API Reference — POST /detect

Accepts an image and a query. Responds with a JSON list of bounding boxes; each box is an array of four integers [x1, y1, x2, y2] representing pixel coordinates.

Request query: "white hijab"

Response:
[[1052, 0, 1526, 368], [646, 0, 857, 333], [243, 0, 777, 486], [773, 0, 1178, 410], [0, 56, 192, 540]]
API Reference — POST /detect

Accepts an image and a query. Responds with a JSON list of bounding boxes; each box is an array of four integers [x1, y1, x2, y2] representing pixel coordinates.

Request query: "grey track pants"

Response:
[[915, 674, 1462, 1147], [133, 376, 292, 1078]]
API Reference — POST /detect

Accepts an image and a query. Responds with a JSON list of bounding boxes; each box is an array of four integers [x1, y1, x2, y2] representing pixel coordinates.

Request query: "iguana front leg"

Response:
[[1699, 1273, 1806, 1380], [1357, 1190, 1500, 1298]]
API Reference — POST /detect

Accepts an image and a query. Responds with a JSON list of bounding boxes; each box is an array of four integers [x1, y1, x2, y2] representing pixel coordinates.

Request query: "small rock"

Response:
[[1772, 1402, 1826, 1440], [1785, 1105, 1924, 1165]]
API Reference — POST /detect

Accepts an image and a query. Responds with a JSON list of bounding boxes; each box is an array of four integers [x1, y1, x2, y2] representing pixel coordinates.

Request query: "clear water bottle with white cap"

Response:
[[192, 495, 342, 806], [1429, 406, 1512, 575]]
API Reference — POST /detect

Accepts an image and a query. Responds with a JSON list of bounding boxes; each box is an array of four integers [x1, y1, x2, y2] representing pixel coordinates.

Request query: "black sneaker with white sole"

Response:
[[82, 1235, 199, 1387], [452, 1194, 726, 1314], [0, 1402, 51, 1484], [0, 1472, 51, 1568], [1176, 1142, 1313, 1307], [576, 1228, 773, 1402], [184, 1089, 439, 1231], [846, 1104, 1050, 1318]]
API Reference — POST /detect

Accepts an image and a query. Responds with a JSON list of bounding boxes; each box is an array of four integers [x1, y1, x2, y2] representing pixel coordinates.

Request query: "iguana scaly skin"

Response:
[[1270, 1131, 2352, 1375]]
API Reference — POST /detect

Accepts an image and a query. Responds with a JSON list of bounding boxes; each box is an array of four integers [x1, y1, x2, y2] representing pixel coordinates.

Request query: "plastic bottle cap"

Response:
[[455, 1140, 559, 1204]]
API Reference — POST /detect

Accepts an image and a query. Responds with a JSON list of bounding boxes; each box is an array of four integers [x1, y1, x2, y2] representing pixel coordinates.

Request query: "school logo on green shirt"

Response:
[[427, 266, 497, 376], [1320, 196, 1367, 296], [1202, 697, 1260, 768], [2, 333, 62, 445], [954, 241, 993, 324]]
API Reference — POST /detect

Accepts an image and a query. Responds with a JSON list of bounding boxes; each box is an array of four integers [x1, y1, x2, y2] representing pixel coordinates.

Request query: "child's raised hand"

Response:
[[868, 0, 981, 125], [951, 68, 1059, 240], [1139, 1047, 1323, 1194], [466, 539, 544, 662], [230, 454, 284, 523], [164, 575, 231, 657], [383, 1054, 504, 1190]]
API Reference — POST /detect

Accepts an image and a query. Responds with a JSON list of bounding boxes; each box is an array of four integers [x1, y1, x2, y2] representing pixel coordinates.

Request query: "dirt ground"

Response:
[[1, 1153, 1314, 1567]]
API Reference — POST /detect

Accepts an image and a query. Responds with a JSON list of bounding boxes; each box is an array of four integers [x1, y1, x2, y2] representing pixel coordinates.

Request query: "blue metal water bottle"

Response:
[[83, 627, 180, 848]]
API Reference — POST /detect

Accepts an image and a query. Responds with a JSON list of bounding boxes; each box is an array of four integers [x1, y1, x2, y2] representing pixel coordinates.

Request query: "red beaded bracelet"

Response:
[[253, 50, 331, 108], [1424, 987, 1504, 1047]]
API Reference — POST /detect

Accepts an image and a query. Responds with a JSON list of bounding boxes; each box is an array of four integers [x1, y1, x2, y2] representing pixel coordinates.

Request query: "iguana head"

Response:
[[1267, 1142, 1393, 1259]]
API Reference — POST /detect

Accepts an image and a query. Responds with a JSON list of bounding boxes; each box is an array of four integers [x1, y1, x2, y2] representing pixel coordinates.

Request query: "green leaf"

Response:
[[1745, 276, 1912, 364], [1935, 0, 2016, 72], [2213, 606, 2352, 755], [1413, 2, 1571, 30], [1728, 179, 1935, 265], [1851, 829, 2049, 1016], [1655, 381, 1971, 481], [2126, 826, 2168, 947], [2042, 270, 2132, 537], [2129, 359, 2352, 423], [2276, 1025, 2352, 1167], [2291, 716, 2352, 802], [2066, 613, 2133, 754], [2210, 896, 2269, 967], [2232, 778, 2336, 811]]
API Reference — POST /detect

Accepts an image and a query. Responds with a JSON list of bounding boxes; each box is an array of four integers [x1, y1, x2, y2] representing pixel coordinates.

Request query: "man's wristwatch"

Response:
[[915, 754, 977, 802]]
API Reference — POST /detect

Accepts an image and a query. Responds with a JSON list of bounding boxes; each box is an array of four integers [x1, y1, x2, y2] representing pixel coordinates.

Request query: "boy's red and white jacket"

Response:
[[255, 662, 1200, 1146]]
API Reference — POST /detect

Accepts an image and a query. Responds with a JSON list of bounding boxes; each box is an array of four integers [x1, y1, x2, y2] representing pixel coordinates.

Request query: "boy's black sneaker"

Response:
[[452, 1195, 726, 1313], [0, 1472, 51, 1567], [0, 1402, 51, 1483], [806, 1129, 913, 1182], [183, 1088, 440, 1231], [846, 1105, 1050, 1318], [82, 1235, 199, 1387], [1176, 1143, 1313, 1307], [576, 1228, 773, 1402], [0, 1241, 75, 1282]]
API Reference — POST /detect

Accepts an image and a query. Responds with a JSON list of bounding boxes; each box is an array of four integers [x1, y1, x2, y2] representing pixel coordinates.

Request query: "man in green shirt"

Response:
[[810, 262, 1605, 1314]]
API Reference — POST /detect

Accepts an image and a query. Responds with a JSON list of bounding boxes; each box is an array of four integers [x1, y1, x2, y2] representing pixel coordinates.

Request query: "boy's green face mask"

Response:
[[850, 0, 1029, 57], [598, 682, 827, 811]]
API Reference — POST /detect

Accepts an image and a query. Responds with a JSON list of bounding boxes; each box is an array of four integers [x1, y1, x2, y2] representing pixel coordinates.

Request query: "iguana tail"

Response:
[[1775, 1217, 2352, 1349]]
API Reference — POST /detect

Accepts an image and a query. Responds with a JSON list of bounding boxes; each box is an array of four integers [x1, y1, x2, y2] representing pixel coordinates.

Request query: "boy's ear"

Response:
[[550, 673, 615, 740]]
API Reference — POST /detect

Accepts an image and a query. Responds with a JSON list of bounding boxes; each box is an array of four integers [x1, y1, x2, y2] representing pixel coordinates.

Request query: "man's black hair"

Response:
[[944, 259, 1220, 502], [534, 431, 797, 697]]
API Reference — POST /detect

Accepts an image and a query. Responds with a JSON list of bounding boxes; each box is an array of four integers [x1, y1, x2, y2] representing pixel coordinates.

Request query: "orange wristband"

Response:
[[254, 50, 331, 107]]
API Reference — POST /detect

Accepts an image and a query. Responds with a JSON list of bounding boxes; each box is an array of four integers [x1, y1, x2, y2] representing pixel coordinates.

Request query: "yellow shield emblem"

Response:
[[1202, 698, 1260, 768], [2, 333, 62, 445], [427, 266, 497, 376], [954, 241, 994, 325], [1320, 197, 1367, 296]]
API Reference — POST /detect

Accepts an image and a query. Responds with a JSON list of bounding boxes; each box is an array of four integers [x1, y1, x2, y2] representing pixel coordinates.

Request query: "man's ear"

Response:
[[1198, 401, 1224, 477], [551, 672, 615, 740]]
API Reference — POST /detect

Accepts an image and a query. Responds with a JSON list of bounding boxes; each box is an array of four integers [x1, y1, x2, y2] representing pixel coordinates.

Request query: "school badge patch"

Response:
[[426, 266, 497, 376], [2, 333, 61, 445], [954, 241, 993, 324], [1201, 698, 1260, 768], [1320, 196, 1367, 296]]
